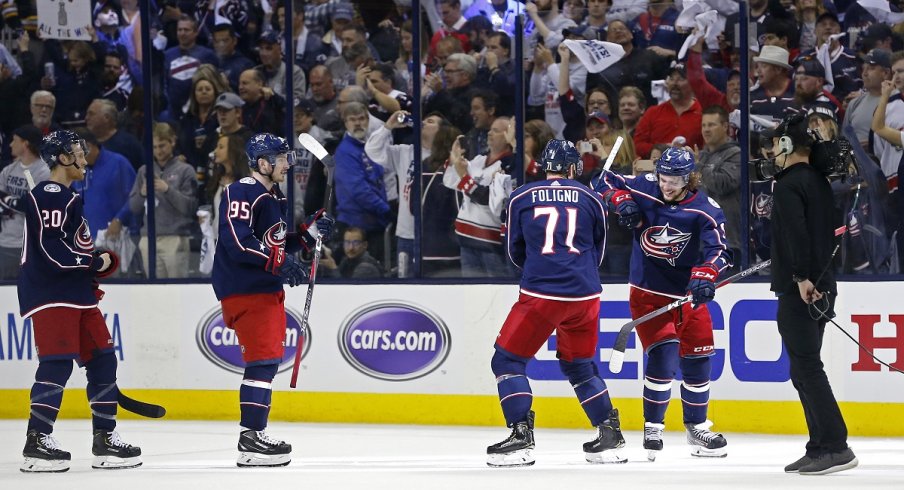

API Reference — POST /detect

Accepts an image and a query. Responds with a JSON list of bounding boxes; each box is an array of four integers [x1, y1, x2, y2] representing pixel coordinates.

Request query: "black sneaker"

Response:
[[92, 430, 142, 469], [643, 422, 665, 461], [784, 454, 814, 473], [798, 448, 858, 475], [21, 430, 71, 473], [583, 409, 627, 464], [685, 420, 727, 458], [237, 430, 292, 467], [487, 410, 535, 467]]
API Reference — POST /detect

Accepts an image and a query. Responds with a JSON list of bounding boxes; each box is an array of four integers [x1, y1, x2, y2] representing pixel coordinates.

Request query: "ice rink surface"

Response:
[[1, 420, 902, 489]]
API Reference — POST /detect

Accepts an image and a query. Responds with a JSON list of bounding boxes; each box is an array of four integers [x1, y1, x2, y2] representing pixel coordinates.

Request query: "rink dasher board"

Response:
[[0, 283, 901, 435]]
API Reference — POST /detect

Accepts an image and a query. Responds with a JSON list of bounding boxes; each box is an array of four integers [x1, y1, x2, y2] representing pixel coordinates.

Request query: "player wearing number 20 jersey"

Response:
[[487, 140, 625, 468]]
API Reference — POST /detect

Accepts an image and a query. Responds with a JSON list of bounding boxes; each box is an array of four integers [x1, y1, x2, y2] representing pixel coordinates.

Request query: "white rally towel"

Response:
[[562, 40, 626, 73], [94, 228, 137, 275], [815, 32, 845, 94], [860, 0, 904, 24]]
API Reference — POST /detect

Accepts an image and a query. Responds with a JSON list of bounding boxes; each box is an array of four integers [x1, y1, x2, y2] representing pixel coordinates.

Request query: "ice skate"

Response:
[[487, 411, 535, 467], [685, 420, 727, 458], [92, 430, 142, 469], [237, 430, 292, 467], [20, 430, 71, 473], [583, 409, 627, 464], [643, 422, 665, 461]]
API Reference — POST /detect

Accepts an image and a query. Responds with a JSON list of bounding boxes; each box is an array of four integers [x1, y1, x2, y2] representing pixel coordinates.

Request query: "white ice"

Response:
[[1, 420, 902, 489]]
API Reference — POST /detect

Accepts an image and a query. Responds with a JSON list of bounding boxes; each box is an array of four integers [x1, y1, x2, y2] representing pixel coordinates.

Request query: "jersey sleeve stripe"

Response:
[[224, 186, 269, 260]]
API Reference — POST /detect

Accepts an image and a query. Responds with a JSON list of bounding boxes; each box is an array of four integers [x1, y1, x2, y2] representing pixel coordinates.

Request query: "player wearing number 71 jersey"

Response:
[[486, 139, 626, 468]]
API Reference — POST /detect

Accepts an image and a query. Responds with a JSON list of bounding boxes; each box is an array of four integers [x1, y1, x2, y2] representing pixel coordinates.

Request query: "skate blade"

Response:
[[487, 449, 535, 467], [690, 446, 727, 458], [585, 449, 628, 464], [646, 449, 661, 462], [21, 457, 70, 473], [237, 451, 291, 467], [92, 455, 143, 469]]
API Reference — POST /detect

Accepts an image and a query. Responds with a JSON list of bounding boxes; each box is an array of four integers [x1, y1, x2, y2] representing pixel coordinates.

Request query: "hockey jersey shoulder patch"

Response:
[[644, 173, 656, 182], [44, 183, 62, 192], [707, 196, 721, 208], [240, 177, 256, 184]]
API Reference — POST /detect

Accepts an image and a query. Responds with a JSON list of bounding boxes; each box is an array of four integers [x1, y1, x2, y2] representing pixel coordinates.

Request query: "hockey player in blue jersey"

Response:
[[211, 133, 333, 467], [18, 130, 141, 472], [593, 147, 732, 461], [487, 140, 627, 467]]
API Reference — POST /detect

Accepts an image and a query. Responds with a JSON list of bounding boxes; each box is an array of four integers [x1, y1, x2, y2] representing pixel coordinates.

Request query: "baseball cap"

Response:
[[295, 98, 316, 114], [331, 3, 354, 21], [795, 56, 825, 78], [258, 30, 279, 45], [586, 111, 610, 125], [13, 124, 43, 150], [864, 49, 891, 69], [668, 61, 687, 78], [215, 92, 245, 110]]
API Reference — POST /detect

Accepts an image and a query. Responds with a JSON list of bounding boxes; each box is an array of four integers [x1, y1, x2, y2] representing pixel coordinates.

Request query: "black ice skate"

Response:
[[92, 430, 142, 469], [237, 430, 292, 467], [643, 422, 665, 462], [685, 420, 727, 458], [487, 410, 535, 467], [583, 409, 627, 464], [20, 430, 71, 473]]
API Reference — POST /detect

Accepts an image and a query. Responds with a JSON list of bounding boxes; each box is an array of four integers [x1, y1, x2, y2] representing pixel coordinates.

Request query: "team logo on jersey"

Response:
[[240, 177, 256, 184], [195, 306, 310, 374], [44, 183, 61, 193], [264, 220, 287, 248], [640, 222, 692, 265], [644, 173, 656, 181], [753, 192, 773, 218], [338, 302, 450, 381], [75, 218, 94, 251], [707, 197, 721, 209]]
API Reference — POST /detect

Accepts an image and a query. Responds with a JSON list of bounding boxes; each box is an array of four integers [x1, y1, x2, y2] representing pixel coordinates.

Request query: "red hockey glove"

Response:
[[604, 189, 641, 228], [687, 264, 718, 309], [264, 245, 286, 275], [297, 208, 334, 250]]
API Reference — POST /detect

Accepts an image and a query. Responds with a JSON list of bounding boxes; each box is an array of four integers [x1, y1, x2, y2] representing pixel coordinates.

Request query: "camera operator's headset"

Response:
[[775, 113, 814, 157]]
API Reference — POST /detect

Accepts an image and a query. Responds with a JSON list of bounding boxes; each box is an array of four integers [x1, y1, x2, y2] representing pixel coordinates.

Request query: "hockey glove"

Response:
[[606, 190, 641, 228], [687, 264, 718, 309], [90, 250, 120, 279], [298, 208, 335, 249], [279, 254, 309, 287]]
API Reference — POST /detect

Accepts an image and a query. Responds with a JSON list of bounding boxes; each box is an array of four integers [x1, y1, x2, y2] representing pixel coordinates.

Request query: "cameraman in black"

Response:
[[769, 114, 858, 475]]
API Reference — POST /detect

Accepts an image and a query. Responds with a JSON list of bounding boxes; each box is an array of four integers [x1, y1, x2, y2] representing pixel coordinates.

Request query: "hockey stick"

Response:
[[118, 391, 166, 418], [289, 133, 332, 388], [602, 136, 624, 173], [608, 259, 771, 373], [23, 169, 35, 190]]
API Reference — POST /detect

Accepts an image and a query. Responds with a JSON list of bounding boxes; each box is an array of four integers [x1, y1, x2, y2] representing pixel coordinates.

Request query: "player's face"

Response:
[[658, 174, 687, 201], [268, 153, 292, 183]]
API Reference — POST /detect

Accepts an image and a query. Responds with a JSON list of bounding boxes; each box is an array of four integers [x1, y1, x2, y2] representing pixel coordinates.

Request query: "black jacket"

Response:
[[769, 162, 838, 296]]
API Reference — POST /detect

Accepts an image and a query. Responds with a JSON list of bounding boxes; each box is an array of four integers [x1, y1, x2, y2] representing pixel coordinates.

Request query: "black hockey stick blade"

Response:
[[118, 392, 166, 418], [608, 259, 772, 373]]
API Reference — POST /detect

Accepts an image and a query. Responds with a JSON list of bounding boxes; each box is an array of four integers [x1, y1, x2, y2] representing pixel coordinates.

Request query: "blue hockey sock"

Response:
[[86, 353, 119, 431], [240, 363, 278, 431], [27, 360, 73, 434], [560, 359, 612, 426], [643, 342, 679, 424], [680, 356, 712, 424], [491, 349, 532, 427]]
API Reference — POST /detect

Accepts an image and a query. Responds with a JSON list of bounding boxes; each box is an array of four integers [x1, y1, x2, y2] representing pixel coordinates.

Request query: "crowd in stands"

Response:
[[0, 0, 903, 281]]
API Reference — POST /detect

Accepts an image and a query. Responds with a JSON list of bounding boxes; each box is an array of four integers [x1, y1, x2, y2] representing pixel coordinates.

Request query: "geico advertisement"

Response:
[[0, 283, 901, 402]]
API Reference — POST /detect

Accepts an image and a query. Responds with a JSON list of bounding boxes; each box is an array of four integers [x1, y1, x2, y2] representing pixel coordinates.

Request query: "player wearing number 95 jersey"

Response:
[[486, 140, 626, 468], [211, 133, 334, 468]]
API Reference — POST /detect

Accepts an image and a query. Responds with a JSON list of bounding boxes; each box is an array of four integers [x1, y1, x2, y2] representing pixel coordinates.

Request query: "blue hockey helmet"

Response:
[[40, 130, 87, 169], [655, 147, 695, 178], [541, 139, 582, 176], [245, 133, 295, 169]]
